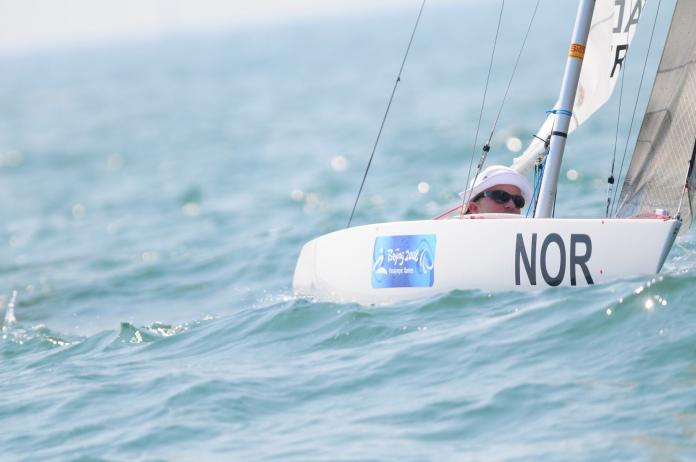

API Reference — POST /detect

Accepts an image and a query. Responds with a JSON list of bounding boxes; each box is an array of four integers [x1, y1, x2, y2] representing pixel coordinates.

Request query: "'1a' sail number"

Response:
[[515, 233, 594, 286]]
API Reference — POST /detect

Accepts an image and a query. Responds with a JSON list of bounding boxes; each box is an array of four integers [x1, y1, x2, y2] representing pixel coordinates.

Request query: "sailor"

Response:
[[461, 165, 532, 214]]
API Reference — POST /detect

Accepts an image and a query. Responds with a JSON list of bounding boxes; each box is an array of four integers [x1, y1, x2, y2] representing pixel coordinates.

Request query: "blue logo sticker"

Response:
[[372, 234, 436, 288]]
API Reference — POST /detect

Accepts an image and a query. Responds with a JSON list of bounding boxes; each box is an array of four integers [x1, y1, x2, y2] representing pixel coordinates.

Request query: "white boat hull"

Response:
[[293, 216, 681, 305]]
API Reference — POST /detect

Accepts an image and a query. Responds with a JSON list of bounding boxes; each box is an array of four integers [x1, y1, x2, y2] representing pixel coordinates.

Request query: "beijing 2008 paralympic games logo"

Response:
[[371, 234, 436, 288]]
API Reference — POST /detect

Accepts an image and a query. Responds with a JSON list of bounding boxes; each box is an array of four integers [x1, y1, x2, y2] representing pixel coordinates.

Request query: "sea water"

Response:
[[1, 1, 695, 461]]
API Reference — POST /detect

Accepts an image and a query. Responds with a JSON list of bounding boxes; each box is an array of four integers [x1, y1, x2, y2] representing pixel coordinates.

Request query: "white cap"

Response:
[[459, 165, 533, 204]]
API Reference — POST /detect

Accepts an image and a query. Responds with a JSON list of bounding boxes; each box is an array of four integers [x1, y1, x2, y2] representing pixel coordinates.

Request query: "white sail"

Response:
[[513, 0, 647, 173], [617, 0, 696, 233]]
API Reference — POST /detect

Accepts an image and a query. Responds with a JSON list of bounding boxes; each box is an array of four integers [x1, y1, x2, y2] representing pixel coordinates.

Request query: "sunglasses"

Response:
[[473, 190, 525, 208]]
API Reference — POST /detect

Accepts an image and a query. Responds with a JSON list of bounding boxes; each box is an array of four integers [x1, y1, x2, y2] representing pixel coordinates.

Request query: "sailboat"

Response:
[[293, 0, 696, 305]]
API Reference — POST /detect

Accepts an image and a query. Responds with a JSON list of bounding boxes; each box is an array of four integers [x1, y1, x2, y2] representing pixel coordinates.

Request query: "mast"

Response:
[[535, 0, 596, 218]]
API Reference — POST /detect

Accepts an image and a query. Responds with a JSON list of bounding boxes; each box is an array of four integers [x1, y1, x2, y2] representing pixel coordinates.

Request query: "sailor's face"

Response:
[[469, 184, 524, 214]]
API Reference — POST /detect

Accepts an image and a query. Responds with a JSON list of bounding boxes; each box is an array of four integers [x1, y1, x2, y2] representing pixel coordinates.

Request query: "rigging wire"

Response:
[[675, 154, 694, 219], [527, 158, 546, 218], [609, 0, 664, 217], [485, 0, 541, 147], [461, 0, 506, 211], [606, 0, 633, 218], [346, 0, 427, 228], [460, 0, 541, 212]]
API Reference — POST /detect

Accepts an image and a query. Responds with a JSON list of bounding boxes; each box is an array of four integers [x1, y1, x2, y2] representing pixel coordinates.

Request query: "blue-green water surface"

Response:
[[2, 1, 695, 460]]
